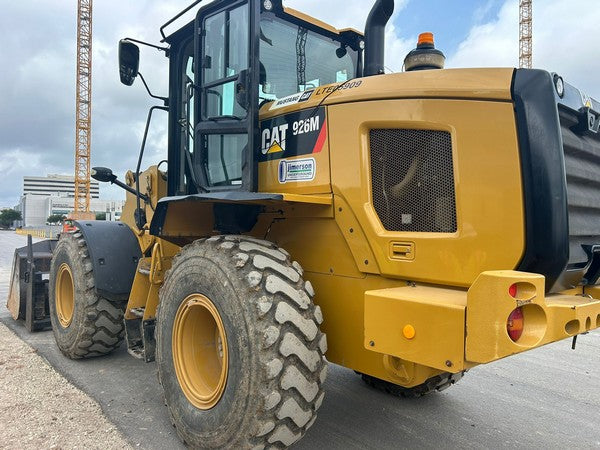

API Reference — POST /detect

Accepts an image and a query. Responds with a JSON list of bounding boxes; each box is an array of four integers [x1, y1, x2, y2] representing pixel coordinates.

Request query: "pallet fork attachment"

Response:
[[6, 235, 57, 332]]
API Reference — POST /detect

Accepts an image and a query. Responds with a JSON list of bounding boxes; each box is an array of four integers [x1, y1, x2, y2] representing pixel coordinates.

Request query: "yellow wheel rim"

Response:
[[55, 263, 75, 328], [173, 294, 229, 410]]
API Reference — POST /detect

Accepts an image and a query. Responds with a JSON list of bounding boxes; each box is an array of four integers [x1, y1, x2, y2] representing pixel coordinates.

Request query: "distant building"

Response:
[[17, 195, 124, 227], [16, 174, 124, 227], [23, 174, 100, 198]]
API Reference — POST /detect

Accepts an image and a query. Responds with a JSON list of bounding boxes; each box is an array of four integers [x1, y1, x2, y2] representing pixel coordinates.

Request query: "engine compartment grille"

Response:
[[560, 108, 600, 267], [370, 129, 457, 233]]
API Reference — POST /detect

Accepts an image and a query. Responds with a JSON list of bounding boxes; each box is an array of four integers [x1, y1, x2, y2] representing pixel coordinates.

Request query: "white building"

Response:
[[17, 174, 124, 227], [18, 195, 125, 227], [23, 174, 100, 198]]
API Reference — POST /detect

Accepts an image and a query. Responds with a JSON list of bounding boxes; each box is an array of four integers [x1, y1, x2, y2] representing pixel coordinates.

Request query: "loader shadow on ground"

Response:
[[2, 314, 600, 449]]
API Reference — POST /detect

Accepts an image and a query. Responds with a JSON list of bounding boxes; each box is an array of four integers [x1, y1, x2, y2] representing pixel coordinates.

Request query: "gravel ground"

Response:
[[0, 231, 131, 450], [0, 323, 131, 450]]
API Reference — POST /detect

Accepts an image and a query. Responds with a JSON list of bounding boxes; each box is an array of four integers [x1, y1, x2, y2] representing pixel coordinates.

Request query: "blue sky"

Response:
[[397, 0, 503, 55]]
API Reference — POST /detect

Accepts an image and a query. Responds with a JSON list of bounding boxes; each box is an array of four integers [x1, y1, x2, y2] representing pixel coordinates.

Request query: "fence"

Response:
[[15, 226, 62, 239]]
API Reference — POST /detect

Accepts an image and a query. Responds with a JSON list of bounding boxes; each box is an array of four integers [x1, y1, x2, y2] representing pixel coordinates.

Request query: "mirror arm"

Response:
[[111, 178, 150, 202], [122, 37, 169, 55], [138, 72, 169, 106]]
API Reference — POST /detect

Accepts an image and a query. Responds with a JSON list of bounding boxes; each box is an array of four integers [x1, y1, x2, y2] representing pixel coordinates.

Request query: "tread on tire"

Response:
[[49, 231, 126, 359], [156, 235, 328, 449]]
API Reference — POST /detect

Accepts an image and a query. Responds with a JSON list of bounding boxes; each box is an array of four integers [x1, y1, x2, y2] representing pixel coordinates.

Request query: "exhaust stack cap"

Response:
[[404, 32, 446, 71]]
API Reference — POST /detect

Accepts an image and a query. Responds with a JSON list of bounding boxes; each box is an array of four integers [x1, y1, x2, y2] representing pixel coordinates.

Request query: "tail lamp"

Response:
[[507, 307, 524, 342], [507, 284, 524, 341]]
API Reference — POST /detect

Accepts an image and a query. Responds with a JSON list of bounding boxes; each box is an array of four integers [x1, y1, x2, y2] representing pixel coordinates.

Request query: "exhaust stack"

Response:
[[364, 0, 395, 76]]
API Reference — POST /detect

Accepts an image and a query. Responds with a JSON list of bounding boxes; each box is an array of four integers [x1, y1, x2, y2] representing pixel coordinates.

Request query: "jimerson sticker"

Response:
[[278, 158, 316, 183], [259, 107, 327, 162]]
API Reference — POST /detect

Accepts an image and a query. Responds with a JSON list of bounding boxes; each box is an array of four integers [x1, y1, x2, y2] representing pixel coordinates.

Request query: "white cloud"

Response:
[[448, 0, 600, 98], [1, 0, 598, 208], [473, 0, 497, 23]]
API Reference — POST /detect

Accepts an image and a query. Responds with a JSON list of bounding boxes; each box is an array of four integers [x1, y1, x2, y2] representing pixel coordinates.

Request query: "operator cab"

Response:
[[169, 1, 362, 196], [119, 0, 364, 199]]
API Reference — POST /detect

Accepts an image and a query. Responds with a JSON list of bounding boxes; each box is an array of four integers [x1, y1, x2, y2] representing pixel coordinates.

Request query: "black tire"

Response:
[[156, 235, 328, 449], [360, 371, 465, 398], [48, 230, 126, 359]]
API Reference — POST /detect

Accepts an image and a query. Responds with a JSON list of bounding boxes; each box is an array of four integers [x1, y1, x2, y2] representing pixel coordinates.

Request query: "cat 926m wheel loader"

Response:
[[8, 0, 600, 447]]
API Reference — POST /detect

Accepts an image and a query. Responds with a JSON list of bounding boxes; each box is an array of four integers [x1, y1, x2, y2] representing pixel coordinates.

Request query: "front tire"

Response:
[[156, 236, 328, 449], [49, 231, 126, 359]]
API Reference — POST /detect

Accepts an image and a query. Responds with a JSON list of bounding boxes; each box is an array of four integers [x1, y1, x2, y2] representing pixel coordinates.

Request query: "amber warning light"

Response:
[[404, 32, 445, 71], [417, 32, 435, 46]]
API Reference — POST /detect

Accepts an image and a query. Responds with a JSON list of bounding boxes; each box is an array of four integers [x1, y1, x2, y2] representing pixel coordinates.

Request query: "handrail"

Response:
[[160, 0, 205, 41]]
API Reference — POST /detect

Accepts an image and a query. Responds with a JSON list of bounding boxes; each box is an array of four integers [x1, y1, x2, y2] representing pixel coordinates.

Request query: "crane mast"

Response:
[[519, 0, 532, 69], [73, 0, 93, 217]]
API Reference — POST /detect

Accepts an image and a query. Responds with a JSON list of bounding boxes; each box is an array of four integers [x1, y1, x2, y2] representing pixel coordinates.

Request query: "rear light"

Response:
[[508, 283, 518, 298], [507, 307, 524, 342]]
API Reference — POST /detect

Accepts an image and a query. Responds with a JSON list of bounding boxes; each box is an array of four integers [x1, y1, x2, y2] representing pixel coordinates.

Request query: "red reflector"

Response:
[[509, 283, 518, 298], [507, 307, 524, 342]]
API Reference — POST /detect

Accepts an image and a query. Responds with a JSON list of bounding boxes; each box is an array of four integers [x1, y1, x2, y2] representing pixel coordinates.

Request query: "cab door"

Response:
[[194, 0, 261, 192]]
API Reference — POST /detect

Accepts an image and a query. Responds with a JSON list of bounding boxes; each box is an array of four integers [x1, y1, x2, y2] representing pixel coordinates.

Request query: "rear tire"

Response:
[[156, 236, 327, 449], [49, 231, 126, 359], [360, 372, 464, 398]]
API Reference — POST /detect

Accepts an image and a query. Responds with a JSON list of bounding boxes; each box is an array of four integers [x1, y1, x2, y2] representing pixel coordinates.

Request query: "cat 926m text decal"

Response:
[[259, 107, 327, 162]]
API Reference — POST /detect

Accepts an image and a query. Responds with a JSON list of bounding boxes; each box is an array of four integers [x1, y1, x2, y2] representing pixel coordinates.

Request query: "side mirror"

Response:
[[119, 40, 140, 86], [91, 167, 117, 183]]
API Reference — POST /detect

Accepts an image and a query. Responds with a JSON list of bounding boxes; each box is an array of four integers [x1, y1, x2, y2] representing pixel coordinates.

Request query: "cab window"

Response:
[[259, 14, 359, 100]]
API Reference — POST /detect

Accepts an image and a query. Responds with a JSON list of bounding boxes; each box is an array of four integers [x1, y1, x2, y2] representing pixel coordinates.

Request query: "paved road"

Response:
[[1, 230, 599, 449]]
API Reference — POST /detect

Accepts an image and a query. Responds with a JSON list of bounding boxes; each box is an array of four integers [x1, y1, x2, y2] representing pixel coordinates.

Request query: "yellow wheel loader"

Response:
[[8, 0, 600, 447]]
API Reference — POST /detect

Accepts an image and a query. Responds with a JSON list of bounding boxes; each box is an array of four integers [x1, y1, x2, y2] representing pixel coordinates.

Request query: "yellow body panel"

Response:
[[121, 166, 167, 235], [119, 168, 179, 323], [466, 271, 600, 363], [282, 7, 363, 38], [119, 68, 600, 389], [302, 272, 446, 387], [258, 133, 332, 194], [259, 68, 515, 119], [328, 98, 525, 287], [364, 286, 466, 372], [283, 7, 340, 35]]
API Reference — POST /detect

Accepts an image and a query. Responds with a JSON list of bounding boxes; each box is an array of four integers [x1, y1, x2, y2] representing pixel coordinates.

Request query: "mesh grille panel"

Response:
[[370, 129, 457, 233], [560, 108, 600, 266]]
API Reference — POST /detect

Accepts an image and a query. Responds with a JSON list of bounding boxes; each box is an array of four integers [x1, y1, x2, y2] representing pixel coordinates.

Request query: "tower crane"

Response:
[[519, 0, 532, 68], [72, 0, 95, 220]]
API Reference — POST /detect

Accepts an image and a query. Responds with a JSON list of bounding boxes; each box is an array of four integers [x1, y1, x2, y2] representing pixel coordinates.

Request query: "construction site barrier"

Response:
[[15, 228, 60, 239]]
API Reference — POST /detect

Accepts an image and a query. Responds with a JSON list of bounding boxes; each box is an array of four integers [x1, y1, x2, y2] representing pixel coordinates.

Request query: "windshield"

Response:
[[259, 14, 359, 101]]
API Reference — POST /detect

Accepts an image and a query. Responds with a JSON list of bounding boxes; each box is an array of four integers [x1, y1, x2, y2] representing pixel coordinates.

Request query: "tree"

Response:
[[0, 209, 22, 228], [95, 212, 106, 221], [47, 214, 66, 224]]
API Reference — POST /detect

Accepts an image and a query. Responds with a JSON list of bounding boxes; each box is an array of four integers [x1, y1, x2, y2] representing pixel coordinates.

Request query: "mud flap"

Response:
[[7, 235, 58, 331]]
